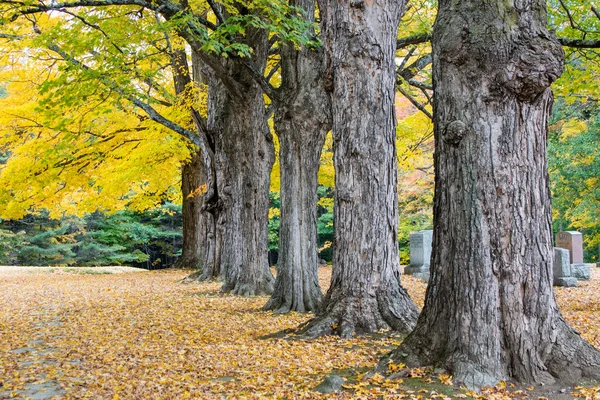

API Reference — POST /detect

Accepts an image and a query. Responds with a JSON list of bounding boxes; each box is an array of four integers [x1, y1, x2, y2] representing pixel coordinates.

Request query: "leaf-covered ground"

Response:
[[1, 267, 599, 399]]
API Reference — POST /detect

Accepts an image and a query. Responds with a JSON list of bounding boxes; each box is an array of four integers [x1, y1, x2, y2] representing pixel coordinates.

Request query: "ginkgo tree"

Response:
[[0, 0, 317, 298], [0, 33, 189, 219]]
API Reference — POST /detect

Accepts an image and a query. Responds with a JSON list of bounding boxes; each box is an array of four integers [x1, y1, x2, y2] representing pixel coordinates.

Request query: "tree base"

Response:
[[172, 256, 202, 271], [383, 316, 600, 389], [262, 290, 322, 314], [181, 270, 220, 283], [297, 288, 418, 339], [221, 271, 275, 297], [262, 273, 323, 313]]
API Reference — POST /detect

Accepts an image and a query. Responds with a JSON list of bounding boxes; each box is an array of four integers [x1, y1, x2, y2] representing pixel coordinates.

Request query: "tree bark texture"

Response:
[[207, 30, 275, 296], [263, 0, 331, 313], [170, 48, 207, 272], [175, 150, 206, 271], [298, 0, 419, 337], [386, 0, 600, 388]]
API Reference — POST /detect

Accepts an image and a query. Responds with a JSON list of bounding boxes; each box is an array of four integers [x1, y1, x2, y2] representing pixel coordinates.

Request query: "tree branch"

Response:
[[45, 43, 200, 147], [206, 0, 225, 25], [558, 37, 600, 48], [397, 85, 432, 120], [396, 33, 431, 49], [396, 31, 600, 49], [398, 54, 432, 81], [0, 33, 24, 40]]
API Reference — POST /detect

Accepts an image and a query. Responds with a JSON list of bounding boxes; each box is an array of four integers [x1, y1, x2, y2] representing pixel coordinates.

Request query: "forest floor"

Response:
[[0, 266, 599, 399]]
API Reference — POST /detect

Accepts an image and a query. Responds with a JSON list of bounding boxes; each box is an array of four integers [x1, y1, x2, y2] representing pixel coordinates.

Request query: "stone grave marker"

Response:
[[555, 231, 590, 281], [553, 248, 577, 287], [555, 231, 583, 264], [404, 230, 433, 281]]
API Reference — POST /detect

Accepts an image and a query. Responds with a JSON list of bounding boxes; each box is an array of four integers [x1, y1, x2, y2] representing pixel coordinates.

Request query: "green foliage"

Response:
[[0, 204, 182, 268], [549, 100, 600, 262], [267, 192, 280, 252], [316, 186, 333, 262], [0, 228, 24, 264]]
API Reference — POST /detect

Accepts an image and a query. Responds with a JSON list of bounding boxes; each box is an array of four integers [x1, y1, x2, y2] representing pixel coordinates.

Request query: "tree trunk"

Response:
[[207, 32, 275, 296], [263, 0, 330, 313], [170, 48, 206, 272], [298, 0, 419, 337], [385, 0, 600, 388], [174, 150, 206, 271]]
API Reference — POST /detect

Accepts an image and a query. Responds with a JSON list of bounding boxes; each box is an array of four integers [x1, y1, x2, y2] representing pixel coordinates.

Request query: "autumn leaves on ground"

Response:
[[0, 268, 599, 400]]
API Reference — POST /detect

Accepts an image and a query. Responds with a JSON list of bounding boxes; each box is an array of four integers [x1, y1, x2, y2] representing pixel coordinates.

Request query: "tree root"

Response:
[[296, 291, 417, 339], [382, 315, 600, 389]]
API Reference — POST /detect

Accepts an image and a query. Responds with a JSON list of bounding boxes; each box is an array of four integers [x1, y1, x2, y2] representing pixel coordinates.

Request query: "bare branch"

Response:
[[398, 54, 432, 81], [0, 33, 24, 40], [593, 6, 600, 21], [396, 30, 600, 50], [397, 85, 432, 120], [206, 0, 225, 25], [558, 37, 600, 48], [396, 33, 431, 49], [408, 80, 433, 91]]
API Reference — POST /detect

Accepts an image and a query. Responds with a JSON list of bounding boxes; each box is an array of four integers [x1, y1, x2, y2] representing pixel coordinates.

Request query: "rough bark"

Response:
[[298, 0, 419, 337], [263, 0, 330, 314], [184, 51, 222, 282], [174, 151, 206, 271], [385, 0, 600, 388], [206, 30, 275, 296], [170, 48, 207, 272]]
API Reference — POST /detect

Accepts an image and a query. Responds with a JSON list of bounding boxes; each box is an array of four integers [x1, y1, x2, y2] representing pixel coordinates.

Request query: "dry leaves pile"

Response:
[[0, 267, 599, 399]]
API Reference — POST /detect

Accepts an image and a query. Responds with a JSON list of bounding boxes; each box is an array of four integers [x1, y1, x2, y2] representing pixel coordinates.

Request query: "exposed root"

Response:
[[547, 317, 600, 383], [262, 285, 323, 313], [296, 291, 417, 339], [382, 315, 600, 389], [222, 271, 275, 297]]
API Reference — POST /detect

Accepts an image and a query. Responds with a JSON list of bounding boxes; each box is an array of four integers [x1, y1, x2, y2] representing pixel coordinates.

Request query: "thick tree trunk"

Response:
[[385, 0, 600, 388], [207, 32, 275, 296], [263, 0, 330, 313], [298, 0, 418, 337], [174, 151, 205, 271]]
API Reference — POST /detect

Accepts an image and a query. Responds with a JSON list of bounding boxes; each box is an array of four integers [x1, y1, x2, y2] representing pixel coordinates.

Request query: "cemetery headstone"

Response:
[[556, 231, 590, 281], [571, 263, 591, 281], [553, 248, 577, 287], [555, 231, 583, 264], [404, 230, 433, 281]]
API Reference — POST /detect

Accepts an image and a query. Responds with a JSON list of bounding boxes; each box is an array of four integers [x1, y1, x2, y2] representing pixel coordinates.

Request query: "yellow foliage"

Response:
[[317, 131, 334, 188], [0, 15, 210, 219], [560, 119, 588, 140], [187, 184, 208, 199], [1, 267, 599, 398]]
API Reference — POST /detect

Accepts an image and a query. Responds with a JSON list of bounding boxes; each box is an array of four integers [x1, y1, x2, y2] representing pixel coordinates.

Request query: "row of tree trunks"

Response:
[[298, 0, 419, 337], [264, 0, 331, 313], [386, 0, 600, 388]]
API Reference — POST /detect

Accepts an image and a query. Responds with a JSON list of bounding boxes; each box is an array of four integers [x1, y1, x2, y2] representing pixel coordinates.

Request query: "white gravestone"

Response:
[[404, 230, 433, 281]]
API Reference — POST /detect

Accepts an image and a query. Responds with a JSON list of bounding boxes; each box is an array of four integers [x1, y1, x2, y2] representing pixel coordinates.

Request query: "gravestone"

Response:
[[404, 230, 433, 281], [553, 248, 577, 287], [555, 231, 583, 264], [571, 263, 591, 281], [555, 231, 590, 281]]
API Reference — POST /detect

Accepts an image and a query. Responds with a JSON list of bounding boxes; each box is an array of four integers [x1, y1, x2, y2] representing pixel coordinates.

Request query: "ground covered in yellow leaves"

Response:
[[1, 267, 599, 399]]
